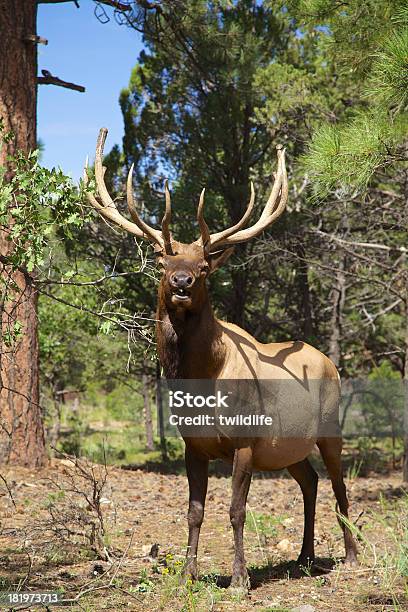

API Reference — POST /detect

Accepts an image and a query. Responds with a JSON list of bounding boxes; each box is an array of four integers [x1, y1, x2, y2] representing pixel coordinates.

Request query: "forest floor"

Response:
[[0, 455, 407, 612]]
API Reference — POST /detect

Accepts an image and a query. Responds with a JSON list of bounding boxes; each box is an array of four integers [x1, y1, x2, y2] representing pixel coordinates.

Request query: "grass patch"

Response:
[[246, 512, 286, 539]]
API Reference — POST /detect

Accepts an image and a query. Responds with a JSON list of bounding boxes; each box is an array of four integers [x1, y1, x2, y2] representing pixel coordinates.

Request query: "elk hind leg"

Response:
[[317, 437, 358, 565], [229, 447, 252, 592], [287, 458, 318, 566]]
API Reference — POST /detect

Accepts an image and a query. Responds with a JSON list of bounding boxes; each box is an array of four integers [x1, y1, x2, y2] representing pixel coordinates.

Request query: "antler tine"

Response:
[[197, 181, 256, 251], [205, 146, 288, 252], [197, 188, 211, 253], [126, 163, 164, 248], [260, 144, 286, 221], [83, 155, 104, 212], [84, 129, 149, 238], [94, 128, 116, 209], [162, 180, 173, 254]]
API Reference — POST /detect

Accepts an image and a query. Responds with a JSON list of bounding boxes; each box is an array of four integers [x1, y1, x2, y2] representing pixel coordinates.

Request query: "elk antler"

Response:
[[83, 128, 172, 253], [195, 145, 287, 253]]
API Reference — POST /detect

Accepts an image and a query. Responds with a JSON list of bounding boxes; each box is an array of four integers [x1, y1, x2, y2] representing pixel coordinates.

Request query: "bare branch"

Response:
[[38, 70, 85, 92], [38, 0, 132, 11], [24, 34, 48, 45], [37, 287, 156, 343], [37, 0, 80, 5], [312, 229, 406, 253]]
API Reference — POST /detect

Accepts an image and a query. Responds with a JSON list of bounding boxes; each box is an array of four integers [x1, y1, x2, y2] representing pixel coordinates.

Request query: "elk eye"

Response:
[[199, 263, 209, 275]]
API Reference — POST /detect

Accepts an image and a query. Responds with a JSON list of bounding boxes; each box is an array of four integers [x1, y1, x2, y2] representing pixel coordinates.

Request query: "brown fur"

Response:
[[154, 240, 358, 590]]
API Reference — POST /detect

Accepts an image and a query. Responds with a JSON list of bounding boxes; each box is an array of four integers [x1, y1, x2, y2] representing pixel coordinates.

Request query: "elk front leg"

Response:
[[182, 445, 209, 581], [229, 446, 253, 592]]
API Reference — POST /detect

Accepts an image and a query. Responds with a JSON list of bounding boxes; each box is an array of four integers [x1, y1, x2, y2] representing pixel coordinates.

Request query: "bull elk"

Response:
[[84, 128, 358, 592]]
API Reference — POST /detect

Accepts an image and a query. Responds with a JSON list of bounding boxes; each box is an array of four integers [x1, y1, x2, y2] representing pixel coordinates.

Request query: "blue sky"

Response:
[[37, 2, 143, 181]]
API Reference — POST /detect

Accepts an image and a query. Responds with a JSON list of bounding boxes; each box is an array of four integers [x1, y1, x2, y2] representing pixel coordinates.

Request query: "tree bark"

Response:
[[142, 366, 154, 451], [400, 157, 408, 482], [0, 1, 46, 466], [402, 273, 408, 481], [155, 360, 167, 462]]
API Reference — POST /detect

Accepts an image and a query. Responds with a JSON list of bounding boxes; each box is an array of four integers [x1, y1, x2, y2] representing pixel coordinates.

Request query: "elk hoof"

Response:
[[180, 562, 198, 584], [229, 572, 250, 595], [344, 552, 358, 567]]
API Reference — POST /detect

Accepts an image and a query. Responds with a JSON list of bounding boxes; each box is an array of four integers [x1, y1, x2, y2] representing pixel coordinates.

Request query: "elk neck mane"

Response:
[[156, 280, 226, 379]]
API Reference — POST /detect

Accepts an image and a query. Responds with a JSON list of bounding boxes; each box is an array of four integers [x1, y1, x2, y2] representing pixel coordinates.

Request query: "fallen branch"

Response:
[[61, 529, 141, 605]]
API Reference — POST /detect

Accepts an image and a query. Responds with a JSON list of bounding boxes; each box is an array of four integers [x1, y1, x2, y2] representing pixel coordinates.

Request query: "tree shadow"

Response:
[[121, 457, 234, 476], [122, 458, 294, 478], [121, 458, 186, 475], [202, 556, 336, 589], [121, 451, 403, 479], [353, 483, 408, 502]]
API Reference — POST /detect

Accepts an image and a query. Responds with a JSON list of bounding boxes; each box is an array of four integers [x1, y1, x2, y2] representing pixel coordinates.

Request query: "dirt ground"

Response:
[[0, 458, 407, 611]]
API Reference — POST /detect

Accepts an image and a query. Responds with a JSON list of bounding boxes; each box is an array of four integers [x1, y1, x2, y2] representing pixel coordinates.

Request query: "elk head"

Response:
[[83, 128, 288, 312]]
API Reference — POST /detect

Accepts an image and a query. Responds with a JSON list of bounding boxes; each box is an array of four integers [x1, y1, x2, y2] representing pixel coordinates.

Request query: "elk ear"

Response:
[[207, 247, 235, 273], [153, 244, 165, 269]]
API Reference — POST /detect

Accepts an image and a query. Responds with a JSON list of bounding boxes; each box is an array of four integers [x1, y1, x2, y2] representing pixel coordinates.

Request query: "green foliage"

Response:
[[246, 511, 285, 538], [293, 0, 404, 74], [298, 0, 408, 195], [253, 60, 327, 124], [359, 362, 405, 438], [0, 139, 87, 275], [134, 569, 155, 593], [0, 125, 92, 348], [303, 112, 407, 196], [155, 559, 225, 611], [368, 29, 408, 111]]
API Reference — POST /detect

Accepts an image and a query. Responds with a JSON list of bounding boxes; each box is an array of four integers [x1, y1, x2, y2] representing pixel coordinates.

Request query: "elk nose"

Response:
[[170, 272, 193, 289]]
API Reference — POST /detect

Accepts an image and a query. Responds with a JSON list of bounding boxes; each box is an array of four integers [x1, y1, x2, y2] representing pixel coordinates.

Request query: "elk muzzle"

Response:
[[169, 271, 194, 301]]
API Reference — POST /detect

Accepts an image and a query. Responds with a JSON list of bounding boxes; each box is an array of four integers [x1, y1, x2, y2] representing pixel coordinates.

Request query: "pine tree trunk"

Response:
[[155, 361, 167, 462], [402, 286, 408, 482], [0, 1, 46, 466], [401, 161, 408, 482], [142, 368, 154, 451]]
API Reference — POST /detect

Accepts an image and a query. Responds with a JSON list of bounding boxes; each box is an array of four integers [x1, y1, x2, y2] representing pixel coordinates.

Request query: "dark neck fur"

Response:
[[156, 284, 226, 379]]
